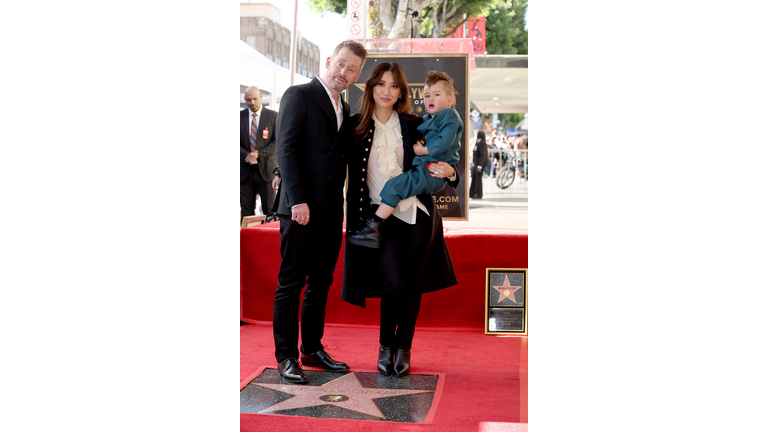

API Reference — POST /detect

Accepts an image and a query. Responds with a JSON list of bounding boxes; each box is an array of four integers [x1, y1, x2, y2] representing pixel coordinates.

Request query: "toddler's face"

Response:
[[423, 81, 455, 116]]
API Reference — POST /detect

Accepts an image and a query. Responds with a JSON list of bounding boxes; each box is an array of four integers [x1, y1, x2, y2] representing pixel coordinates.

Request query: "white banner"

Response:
[[347, 0, 366, 39]]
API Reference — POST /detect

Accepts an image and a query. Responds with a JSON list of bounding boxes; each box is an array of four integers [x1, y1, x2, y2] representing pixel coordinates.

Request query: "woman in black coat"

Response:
[[469, 131, 489, 199], [342, 62, 459, 377]]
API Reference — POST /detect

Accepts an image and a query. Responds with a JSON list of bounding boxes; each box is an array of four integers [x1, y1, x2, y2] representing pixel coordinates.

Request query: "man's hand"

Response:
[[245, 150, 259, 163], [272, 176, 280, 190], [413, 143, 429, 156], [477, 166, 483, 173], [291, 204, 310, 226]]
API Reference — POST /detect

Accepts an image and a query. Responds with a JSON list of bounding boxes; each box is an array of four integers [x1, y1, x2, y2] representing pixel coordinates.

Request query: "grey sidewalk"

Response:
[[469, 175, 528, 213]]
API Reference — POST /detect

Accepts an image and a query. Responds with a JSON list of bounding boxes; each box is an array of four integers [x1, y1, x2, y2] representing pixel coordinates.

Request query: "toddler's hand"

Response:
[[413, 143, 429, 156]]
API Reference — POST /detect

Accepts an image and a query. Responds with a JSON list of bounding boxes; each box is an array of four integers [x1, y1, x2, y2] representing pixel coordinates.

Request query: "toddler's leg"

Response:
[[347, 214, 383, 249], [348, 169, 427, 249], [347, 180, 404, 249], [375, 204, 395, 220]]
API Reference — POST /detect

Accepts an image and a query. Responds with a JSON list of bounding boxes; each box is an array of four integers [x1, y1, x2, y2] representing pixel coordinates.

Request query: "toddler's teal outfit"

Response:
[[379, 108, 463, 208]]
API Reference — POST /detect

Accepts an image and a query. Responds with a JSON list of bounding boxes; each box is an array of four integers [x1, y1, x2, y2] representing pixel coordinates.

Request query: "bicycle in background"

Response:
[[495, 149, 527, 189]]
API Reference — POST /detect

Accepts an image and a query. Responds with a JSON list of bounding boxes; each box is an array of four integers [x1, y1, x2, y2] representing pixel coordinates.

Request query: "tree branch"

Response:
[[388, 0, 412, 38], [430, 5, 439, 37], [445, 0, 457, 19], [378, 0, 395, 32], [410, 0, 433, 14], [443, 14, 469, 37]]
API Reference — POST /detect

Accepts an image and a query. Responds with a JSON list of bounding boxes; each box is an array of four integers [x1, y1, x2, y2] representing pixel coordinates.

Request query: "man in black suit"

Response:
[[272, 40, 368, 384], [240, 86, 277, 224]]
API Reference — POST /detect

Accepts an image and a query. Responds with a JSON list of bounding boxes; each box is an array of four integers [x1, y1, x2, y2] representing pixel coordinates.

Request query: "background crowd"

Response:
[[468, 131, 528, 200], [484, 133, 528, 178]]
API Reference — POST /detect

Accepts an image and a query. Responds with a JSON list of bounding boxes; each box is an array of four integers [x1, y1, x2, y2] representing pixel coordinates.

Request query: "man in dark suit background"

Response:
[[272, 40, 367, 384], [240, 86, 277, 224]]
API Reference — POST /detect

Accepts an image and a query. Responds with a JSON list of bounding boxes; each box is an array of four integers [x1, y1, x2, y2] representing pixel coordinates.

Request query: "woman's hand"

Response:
[[427, 162, 455, 178], [272, 176, 280, 190]]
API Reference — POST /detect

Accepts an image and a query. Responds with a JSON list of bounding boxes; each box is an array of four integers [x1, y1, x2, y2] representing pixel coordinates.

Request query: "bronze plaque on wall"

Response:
[[485, 268, 528, 335]]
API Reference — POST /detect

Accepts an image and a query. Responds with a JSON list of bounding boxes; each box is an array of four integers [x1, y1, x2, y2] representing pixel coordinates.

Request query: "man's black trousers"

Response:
[[273, 216, 343, 363]]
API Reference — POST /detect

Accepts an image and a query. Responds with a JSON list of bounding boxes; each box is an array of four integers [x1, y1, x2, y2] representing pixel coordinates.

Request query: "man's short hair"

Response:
[[330, 40, 368, 69]]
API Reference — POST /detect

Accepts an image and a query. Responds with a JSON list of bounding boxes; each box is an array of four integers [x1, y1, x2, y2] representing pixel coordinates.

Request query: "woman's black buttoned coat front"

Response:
[[341, 112, 459, 308]]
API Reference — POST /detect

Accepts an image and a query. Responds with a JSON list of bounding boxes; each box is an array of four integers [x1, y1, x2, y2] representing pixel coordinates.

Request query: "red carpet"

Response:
[[241, 212, 528, 330], [241, 322, 527, 431], [240, 211, 528, 429]]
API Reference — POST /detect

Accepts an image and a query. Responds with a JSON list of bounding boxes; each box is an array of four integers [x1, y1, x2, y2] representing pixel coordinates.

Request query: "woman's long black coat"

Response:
[[341, 112, 459, 308], [469, 137, 489, 198], [473, 138, 489, 171]]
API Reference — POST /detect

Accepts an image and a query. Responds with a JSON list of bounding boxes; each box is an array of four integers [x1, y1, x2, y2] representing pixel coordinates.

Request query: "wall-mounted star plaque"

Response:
[[241, 367, 445, 423], [241, 215, 266, 228], [485, 268, 528, 335]]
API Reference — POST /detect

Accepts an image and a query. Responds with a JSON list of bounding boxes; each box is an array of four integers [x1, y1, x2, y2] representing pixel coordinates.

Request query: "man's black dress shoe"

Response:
[[300, 348, 349, 372], [346, 217, 381, 249], [277, 358, 307, 384], [377, 345, 394, 376], [393, 348, 411, 377]]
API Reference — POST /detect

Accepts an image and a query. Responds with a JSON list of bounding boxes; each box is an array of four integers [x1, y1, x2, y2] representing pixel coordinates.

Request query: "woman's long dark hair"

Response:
[[353, 62, 415, 139], [476, 130, 486, 146]]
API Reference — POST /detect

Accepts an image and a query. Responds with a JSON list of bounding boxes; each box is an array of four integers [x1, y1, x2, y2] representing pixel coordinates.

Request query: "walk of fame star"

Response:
[[254, 372, 434, 419], [492, 275, 523, 304]]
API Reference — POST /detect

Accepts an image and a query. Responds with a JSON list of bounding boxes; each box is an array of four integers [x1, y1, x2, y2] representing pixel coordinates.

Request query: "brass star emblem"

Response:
[[254, 372, 433, 419], [492, 275, 523, 304]]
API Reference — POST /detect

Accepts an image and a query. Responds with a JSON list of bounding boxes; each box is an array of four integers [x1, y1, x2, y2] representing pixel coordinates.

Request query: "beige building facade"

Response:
[[240, 3, 320, 79]]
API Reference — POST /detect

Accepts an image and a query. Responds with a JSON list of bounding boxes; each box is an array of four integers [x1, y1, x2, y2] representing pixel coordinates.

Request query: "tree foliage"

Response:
[[485, 0, 527, 54], [306, 0, 496, 39], [419, 0, 496, 38], [497, 113, 526, 132], [307, 0, 346, 17]]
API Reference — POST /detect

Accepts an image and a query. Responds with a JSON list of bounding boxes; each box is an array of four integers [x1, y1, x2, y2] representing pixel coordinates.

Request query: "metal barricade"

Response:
[[488, 148, 527, 189]]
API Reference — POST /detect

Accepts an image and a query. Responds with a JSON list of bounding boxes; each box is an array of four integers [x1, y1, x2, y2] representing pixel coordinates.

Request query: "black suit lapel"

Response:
[[241, 109, 250, 150], [338, 100, 349, 129], [312, 78, 339, 128], [327, 93, 351, 155]]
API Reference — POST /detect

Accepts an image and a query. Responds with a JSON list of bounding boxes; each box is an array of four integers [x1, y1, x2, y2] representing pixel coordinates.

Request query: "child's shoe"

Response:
[[347, 216, 381, 248]]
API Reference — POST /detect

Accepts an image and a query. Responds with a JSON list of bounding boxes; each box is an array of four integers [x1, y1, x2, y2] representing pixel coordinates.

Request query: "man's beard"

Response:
[[329, 75, 347, 91]]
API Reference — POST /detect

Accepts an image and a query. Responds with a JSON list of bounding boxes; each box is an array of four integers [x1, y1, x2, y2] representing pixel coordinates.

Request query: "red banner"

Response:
[[443, 17, 486, 55], [467, 17, 486, 55]]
